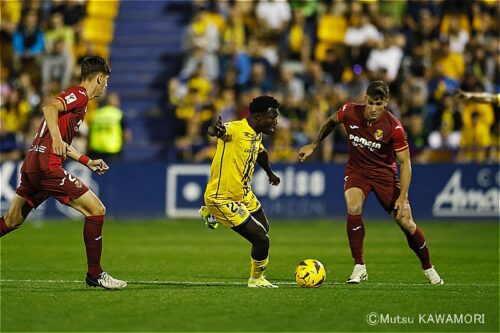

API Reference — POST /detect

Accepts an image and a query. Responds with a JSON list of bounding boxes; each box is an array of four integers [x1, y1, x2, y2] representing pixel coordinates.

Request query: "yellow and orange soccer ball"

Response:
[[295, 259, 326, 288]]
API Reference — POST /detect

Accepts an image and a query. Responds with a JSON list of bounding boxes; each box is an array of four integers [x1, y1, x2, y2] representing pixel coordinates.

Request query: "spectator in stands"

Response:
[[255, 0, 291, 37], [0, 0, 21, 70], [12, 10, 45, 79], [44, 12, 75, 53], [51, 0, 86, 41], [366, 33, 404, 83], [42, 38, 73, 95], [0, 118, 22, 162], [0, 87, 31, 134], [181, 7, 220, 81], [457, 88, 495, 163], [88, 92, 131, 161]]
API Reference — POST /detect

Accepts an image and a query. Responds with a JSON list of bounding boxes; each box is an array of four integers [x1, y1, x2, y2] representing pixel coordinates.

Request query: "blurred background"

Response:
[[0, 0, 498, 220]]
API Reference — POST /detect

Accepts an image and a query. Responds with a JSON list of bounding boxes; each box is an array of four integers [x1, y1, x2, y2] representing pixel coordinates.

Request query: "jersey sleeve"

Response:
[[335, 103, 350, 123], [392, 123, 409, 152], [56, 88, 88, 111]]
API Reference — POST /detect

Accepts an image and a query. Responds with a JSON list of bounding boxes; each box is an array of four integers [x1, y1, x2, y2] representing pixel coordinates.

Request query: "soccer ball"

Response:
[[295, 259, 326, 288]]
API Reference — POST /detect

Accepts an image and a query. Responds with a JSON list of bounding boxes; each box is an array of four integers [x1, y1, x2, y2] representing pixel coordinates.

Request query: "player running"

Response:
[[298, 81, 444, 285], [200, 96, 281, 288], [0, 56, 127, 290]]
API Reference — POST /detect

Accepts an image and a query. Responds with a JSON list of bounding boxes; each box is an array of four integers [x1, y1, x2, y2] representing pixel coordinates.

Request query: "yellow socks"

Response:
[[250, 257, 269, 279]]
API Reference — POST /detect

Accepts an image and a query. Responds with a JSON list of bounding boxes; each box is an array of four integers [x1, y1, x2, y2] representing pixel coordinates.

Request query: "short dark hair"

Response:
[[249, 95, 280, 114], [81, 56, 111, 80], [366, 81, 390, 99]]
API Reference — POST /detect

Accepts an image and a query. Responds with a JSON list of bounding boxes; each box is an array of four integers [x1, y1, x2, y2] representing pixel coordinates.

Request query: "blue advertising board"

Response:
[[0, 161, 498, 221]]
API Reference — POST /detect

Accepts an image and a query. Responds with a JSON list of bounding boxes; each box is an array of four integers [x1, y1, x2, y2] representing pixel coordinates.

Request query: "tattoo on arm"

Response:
[[313, 116, 339, 145]]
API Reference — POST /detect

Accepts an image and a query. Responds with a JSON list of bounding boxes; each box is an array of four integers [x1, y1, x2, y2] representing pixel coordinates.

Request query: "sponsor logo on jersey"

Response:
[[64, 93, 77, 105], [374, 129, 384, 140], [349, 134, 382, 151], [349, 125, 359, 129]]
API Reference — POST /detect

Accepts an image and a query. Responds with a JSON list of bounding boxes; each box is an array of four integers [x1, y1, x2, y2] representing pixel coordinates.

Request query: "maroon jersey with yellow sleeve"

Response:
[[22, 86, 89, 172], [336, 103, 408, 178]]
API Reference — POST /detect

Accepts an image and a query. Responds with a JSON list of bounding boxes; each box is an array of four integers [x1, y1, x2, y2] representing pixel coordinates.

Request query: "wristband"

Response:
[[78, 155, 90, 166]]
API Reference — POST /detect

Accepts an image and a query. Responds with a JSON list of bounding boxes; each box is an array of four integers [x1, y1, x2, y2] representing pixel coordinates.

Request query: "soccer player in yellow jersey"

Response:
[[201, 96, 281, 288]]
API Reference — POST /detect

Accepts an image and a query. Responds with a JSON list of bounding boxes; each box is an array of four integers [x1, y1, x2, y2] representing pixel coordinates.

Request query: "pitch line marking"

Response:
[[0, 279, 497, 287]]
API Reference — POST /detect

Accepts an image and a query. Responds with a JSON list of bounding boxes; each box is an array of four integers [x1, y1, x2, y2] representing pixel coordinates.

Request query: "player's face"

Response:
[[364, 95, 388, 122], [259, 107, 279, 135], [95, 74, 109, 97]]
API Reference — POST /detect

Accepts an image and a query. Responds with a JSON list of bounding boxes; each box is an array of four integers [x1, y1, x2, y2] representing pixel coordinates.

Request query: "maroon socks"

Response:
[[84, 215, 105, 279], [347, 214, 365, 265], [405, 226, 432, 269]]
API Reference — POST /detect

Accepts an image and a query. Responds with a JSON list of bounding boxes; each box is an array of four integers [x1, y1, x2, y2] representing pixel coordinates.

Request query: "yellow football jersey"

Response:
[[204, 119, 265, 201]]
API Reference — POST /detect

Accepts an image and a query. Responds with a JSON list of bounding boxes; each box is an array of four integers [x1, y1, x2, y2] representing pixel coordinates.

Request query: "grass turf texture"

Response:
[[1, 219, 498, 332]]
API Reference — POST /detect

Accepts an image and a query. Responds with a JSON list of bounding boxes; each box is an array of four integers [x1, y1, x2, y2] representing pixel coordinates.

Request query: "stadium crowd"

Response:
[[169, 0, 499, 164], [0, 0, 122, 162], [1, 0, 498, 165]]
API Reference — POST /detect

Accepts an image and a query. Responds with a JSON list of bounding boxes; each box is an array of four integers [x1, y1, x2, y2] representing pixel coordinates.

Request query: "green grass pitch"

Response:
[[1, 219, 498, 332]]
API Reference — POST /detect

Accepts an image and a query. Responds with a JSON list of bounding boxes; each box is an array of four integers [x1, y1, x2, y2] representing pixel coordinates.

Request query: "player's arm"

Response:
[[66, 145, 109, 176], [298, 112, 340, 162], [394, 148, 412, 220], [207, 115, 226, 138], [42, 98, 67, 159], [257, 149, 280, 186], [456, 89, 498, 104]]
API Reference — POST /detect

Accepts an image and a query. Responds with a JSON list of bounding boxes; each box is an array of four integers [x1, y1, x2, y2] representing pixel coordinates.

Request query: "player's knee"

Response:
[[347, 204, 363, 215], [89, 204, 106, 216], [4, 212, 25, 228], [253, 233, 269, 249]]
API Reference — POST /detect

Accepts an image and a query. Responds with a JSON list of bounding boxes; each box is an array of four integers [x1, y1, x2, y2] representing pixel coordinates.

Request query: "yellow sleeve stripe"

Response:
[[56, 96, 67, 111], [395, 145, 409, 152]]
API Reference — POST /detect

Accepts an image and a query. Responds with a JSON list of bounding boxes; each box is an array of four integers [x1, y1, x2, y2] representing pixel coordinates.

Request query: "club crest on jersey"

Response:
[[74, 179, 83, 189], [374, 129, 384, 140], [64, 93, 77, 105]]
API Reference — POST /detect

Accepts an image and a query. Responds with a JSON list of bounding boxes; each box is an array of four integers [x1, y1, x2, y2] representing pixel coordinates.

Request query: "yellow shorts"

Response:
[[205, 191, 261, 228]]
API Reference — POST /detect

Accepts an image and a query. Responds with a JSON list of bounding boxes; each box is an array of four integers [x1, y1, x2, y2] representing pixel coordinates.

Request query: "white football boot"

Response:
[[86, 272, 127, 290], [423, 266, 444, 285], [346, 264, 368, 284]]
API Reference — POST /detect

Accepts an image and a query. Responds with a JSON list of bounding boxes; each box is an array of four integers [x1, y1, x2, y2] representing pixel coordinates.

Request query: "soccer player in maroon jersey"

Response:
[[298, 81, 444, 285], [0, 56, 127, 290]]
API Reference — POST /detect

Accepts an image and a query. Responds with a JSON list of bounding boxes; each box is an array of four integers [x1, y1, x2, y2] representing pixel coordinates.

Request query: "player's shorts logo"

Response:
[[374, 129, 384, 141], [74, 179, 83, 188]]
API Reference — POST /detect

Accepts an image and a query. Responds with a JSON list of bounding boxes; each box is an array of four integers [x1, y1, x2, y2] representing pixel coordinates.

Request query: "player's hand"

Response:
[[52, 138, 68, 160], [268, 172, 280, 186], [208, 115, 225, 137], [394, 197, 409, 220], [298, 144, 316, 162], [87, 159, 109, 175]]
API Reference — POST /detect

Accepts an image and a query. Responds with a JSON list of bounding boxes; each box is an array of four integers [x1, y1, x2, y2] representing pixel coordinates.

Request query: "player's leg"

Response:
[[66, 189, 126, 289], [250, 207, 269, 233], [392, 207, 443, 284], [344, 173, 370, 283], [0, 194, 33, 237], [233, 217, 277, 288], [374, 178, 443, 284]]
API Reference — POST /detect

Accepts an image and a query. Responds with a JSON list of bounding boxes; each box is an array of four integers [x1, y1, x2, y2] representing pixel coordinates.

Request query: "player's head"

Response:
[[81, 56, 111, 98], [249, 95, 280, 135], [364, 81, 389, 122]]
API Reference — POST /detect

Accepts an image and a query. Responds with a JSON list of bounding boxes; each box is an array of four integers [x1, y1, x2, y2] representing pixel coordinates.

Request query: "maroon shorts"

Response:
[[344, 170, 400, 213], [16, 168, 89, 208]]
